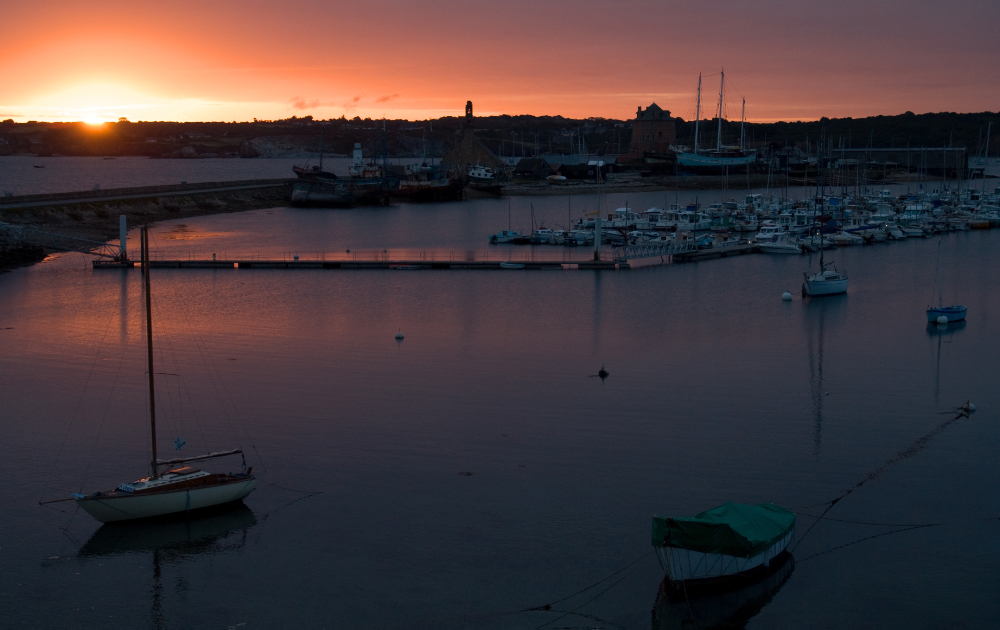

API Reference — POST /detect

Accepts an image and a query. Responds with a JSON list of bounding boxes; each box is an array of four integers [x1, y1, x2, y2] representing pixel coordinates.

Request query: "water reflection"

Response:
[[78, 502, 257, 559], [77, 503, 256, 630], [805, 297, 846, 456], [927, 320, 966, 405], [592, 270, 603, 354], [651, 553, 794, 630]]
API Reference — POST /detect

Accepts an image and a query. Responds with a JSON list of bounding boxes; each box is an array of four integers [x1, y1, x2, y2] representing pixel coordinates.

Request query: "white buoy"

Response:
[[936, 315, 949, 324], [395, 330, 404, 340], [782, 292, 793, 301], [964, 402, 977, 413]]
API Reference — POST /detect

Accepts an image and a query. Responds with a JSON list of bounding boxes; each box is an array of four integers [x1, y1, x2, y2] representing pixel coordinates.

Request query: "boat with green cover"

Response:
[[652, 502, 795, 586]]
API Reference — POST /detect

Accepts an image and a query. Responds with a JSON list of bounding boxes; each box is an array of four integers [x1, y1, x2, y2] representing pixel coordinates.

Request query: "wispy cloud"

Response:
[[343, 93, 365, 115], [375, 94, 400, 104], [289, 96, 322, 110]]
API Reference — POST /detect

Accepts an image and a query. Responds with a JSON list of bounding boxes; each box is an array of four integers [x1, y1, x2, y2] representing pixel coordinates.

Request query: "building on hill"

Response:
[[628, 103, 676, 157], [441, 101, 505, 176]]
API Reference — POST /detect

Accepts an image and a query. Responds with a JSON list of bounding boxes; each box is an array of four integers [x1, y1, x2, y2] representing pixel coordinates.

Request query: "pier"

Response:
[[90, 240, 733, 271]]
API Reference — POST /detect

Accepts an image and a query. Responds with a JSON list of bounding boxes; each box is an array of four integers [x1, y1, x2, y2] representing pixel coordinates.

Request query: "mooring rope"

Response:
[[791, 402, 973, 552]]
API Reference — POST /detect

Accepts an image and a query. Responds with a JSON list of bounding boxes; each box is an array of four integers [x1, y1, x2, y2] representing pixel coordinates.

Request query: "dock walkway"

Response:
[[92, 242, 757, 271]]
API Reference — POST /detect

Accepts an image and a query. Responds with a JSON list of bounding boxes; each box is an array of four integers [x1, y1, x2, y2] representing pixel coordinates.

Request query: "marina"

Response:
[[2, 158, 1000, 629]]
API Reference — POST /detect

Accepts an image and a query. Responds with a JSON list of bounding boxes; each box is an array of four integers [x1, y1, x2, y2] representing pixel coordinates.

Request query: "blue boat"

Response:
[[927, 305, 967, 323], [926, 242, 966, 323]]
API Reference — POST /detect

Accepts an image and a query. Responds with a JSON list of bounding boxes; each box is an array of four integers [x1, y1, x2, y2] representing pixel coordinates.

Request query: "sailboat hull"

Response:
[[926, 306, 967, 322], [76, 478, 256, 523], [803, 278, 848, 296]]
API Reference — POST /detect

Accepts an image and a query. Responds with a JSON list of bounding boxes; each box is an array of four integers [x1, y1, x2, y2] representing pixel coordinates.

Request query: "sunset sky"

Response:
[[2, 0, 998, 124]]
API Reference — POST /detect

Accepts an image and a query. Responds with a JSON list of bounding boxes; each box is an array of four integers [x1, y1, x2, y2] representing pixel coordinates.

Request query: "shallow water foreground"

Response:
[[1, 199, 998, 629]]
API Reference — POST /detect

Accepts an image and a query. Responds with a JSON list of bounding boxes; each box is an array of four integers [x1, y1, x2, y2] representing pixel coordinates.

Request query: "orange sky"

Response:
[[2, 0, 998, 124]]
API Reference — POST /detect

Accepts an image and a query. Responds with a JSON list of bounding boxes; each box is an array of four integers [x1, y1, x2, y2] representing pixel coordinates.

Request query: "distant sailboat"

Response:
[[802, 229, 848, 296], [926, 241, 966, 323], [72, 227, 256, 523], [676, 71, 757, 172]]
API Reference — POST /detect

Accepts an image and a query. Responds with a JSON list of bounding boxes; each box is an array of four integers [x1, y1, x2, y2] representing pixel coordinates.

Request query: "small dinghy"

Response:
[[652, 502, 795, 591]]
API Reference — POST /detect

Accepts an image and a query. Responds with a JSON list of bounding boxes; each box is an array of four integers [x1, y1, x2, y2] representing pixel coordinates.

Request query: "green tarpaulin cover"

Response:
[[652, 503, 795, 558]]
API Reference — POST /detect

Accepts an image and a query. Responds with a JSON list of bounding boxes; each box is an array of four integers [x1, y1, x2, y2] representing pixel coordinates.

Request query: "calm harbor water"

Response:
[[2, 171, 1000, 628]]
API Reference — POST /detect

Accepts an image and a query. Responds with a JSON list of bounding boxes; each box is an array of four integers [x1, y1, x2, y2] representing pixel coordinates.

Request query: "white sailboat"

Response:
[[72, 227, 256, 523], [802, 229, 849, 296]]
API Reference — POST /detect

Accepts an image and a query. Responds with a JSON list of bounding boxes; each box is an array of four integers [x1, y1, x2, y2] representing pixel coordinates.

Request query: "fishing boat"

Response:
[[72, 227, 256, 523], [652, 503, 795, 587], [467, 164, 502, 195], [392, 163, 465, 202]]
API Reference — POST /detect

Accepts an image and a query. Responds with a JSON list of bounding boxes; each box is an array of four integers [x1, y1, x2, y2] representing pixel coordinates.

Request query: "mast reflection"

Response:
[[78, 503, 257, 630], [926, 320, 966, 405]]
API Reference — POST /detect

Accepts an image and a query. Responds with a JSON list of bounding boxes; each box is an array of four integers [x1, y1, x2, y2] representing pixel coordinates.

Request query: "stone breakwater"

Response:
[[0, 181, 291, 259]]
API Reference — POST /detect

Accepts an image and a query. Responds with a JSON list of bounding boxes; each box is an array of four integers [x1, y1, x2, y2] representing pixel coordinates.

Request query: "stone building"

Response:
[[628, 103, 676, 156]]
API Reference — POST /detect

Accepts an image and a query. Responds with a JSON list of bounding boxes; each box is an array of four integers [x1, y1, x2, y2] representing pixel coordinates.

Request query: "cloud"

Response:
[[289, 96, 322, 110], [342, 93, 365, 114], [375, 94, 400, 104]]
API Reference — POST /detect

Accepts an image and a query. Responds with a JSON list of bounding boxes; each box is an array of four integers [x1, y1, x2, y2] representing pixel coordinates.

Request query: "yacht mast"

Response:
[[142, 227, 159, 477], [716, 70, 724, 152], [694, 74, 701, 155], [982, 122, 992, 196], [740, 98, 745, 149]]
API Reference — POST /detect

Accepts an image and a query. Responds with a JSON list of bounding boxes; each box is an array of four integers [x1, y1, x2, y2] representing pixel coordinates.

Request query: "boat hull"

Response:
[[290, 179, 390, 207], [927, 306, 967, 322], [656, 530, 793, 584], [76, 478, 256, 523], [803, 277, 849, 296], [758, 244, 802, 254]]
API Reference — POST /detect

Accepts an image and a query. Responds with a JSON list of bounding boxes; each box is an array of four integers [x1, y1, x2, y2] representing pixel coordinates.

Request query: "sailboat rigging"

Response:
[[676, 70, 757, 172], [802, 207, 849, 297], [72, 227, 256, 523], [926, 240, 967, 323]]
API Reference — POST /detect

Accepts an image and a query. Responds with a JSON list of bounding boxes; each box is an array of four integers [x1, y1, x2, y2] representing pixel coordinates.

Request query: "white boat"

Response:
[[499, 261, 525, 269], [653, 503, 795, 586], [831, 231, 864, 246], [73, 227, 256, 523], [802, 237, 848, 296], [530, 228, 556, 244], [753, 222, 782, 244], [468, 164, 497, 184], [489, 230, 522, 244], [758, 233, 802, 254]]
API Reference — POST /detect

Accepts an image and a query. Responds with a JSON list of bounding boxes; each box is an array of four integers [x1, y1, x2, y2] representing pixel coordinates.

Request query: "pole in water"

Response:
[[119, 215, 127, 261]]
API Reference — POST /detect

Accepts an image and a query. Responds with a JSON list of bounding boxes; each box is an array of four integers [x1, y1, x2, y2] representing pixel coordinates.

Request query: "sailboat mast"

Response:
[[717, 70, 724, 152], [740, 98, 745, 150], [694, 74, 701, 155], [982, 122, 991, 196], [142, 227, 159, 477]]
